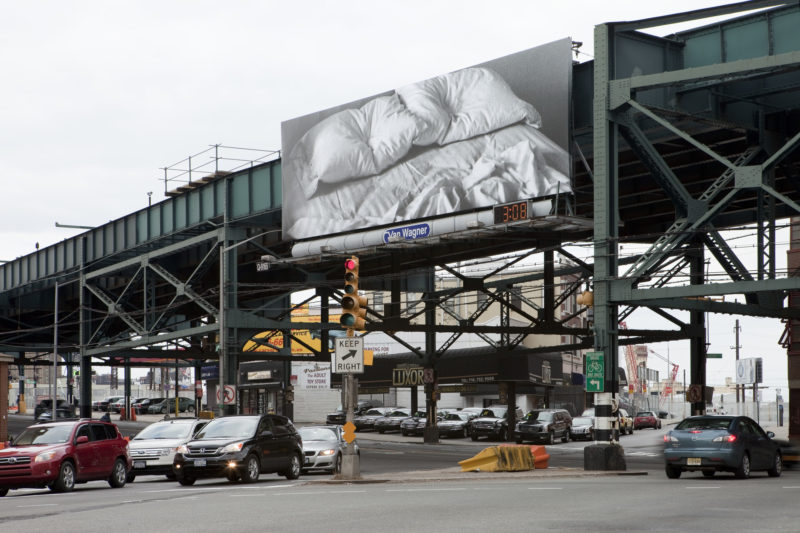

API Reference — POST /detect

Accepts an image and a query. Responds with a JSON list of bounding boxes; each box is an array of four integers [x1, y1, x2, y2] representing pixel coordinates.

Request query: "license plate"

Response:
[[194, 459, 207, 467], [687, 458, 702, 466], [133, 461, 146, 469]]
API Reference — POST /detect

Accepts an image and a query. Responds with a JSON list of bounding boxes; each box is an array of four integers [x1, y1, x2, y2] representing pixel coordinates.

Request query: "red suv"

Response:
[[0, 419, 131, 497]]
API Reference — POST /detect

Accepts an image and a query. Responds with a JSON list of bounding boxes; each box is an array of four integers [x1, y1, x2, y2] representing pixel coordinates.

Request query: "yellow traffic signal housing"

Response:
[[576, 290, 594, 307], [341, 256, 367, 331]]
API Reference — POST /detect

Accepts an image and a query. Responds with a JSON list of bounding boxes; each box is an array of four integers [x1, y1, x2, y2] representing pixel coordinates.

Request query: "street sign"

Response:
[[706, 353, 722, 359], [334, 337, 364, 374], [217, 384, 236, 405], [585, 351, 604, 392]]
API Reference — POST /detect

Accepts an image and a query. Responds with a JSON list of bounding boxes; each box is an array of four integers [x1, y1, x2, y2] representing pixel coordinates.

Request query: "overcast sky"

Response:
[[1, 1, 789, 399]]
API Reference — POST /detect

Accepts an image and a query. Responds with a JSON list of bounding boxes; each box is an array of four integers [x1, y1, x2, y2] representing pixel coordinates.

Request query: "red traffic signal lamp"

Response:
[[341, 256, 367, 331]]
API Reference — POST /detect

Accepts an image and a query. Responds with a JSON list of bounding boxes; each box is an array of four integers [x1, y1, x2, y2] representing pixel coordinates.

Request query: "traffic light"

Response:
[[340, 256, 367, 332]]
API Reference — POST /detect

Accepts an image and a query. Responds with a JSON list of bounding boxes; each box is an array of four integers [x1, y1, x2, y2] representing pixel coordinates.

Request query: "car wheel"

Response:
[[378, 429, 385, 434], [187, 405, 195, 413], [548, 431, 555, 445], [562, 430, 570, 443], [50, 461, 76, 492], [767, 453, 783, 477], [658, 422, 662, 429], [178, 475, 196, 486], [0, 488, 8, 497], [332, 454, 342, 474], [499, 427, 508, 441], [702, 470, 715, 478], [665, 465, 681, 479], [734, 453, 751, 479], [161, 406, 167, 414], [284, 453, 302, 480], [471, 432, 478, 441], [462, 427, 469, 439], [401, 429, 408, 436], [241, 454, 261, 483], [108, 458, 127, 488], [126, 472, 136, 483]]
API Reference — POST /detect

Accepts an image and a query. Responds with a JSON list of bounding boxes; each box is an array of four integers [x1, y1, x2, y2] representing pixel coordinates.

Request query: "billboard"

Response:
[[281, 38, 572, 241]]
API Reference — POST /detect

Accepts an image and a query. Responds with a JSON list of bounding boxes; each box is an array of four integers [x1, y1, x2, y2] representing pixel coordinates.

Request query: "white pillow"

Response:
[[289, 94, 420, 198], [397, 67, 541, 146]]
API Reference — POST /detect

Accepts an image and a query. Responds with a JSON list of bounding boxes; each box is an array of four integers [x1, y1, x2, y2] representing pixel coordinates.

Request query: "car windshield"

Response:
[[525, 411, 553, 422], [134, 422, 194, 440], [443, 413, 465, 421], [14, 425, 73, 445], [298, 427, 337, 441], [389, 410, 409, 416], [364, 409, 384, 416], [573, 417, 592, 425], [636, 412, 653, 417], [196, 418, 258, 439], [675, 417, 733, 430], [480, 408, 505, 418]]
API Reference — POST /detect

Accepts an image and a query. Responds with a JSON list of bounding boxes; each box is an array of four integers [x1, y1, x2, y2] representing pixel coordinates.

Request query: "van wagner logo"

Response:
[[383, 223, 431, 243]]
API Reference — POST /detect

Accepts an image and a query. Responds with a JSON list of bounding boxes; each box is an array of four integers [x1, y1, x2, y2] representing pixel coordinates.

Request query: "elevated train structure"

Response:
[[1, 1, 800, 454]]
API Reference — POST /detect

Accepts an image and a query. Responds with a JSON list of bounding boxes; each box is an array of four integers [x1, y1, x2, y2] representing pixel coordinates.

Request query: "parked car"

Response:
[[634, 411, 662, 430], [127, 418, 209, 482], [514, 408, 572, 444], [774, 438, 800, 468], [617, 408, 634, 435], [298, 425, 359, 474], [173, 414, 303, 485], [132, 397, 165, 414], [0, 419, 131, 497], [93, 396, 124, 412], [110, 397, 149, 414], [374, 409, 413, 434], [147, 397, 196, 414], [437, 412, 473, 438], [663, 415, 782, 479], [400, 411, 429, 436], [353, 407, 395, 431], [470, 406, 524, 441], [569, 416, 595, 441], [34, 399, 76, 421], [325, 400, 383, 425]]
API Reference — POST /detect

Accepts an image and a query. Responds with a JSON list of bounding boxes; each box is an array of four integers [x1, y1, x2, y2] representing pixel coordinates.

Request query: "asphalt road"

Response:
[[2, 470, 799, 532]]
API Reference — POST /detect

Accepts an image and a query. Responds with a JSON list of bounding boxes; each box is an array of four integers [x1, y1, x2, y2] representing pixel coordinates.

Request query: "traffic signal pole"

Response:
[[338, 256, 363, 479]]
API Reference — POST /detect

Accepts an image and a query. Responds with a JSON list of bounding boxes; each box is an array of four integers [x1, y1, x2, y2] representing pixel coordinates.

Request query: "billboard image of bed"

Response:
[[281, 38, 572, 241]]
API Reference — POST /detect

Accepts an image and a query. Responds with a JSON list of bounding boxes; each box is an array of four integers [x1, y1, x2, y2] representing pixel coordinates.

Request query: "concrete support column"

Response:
[[0, 354, 12, 444]]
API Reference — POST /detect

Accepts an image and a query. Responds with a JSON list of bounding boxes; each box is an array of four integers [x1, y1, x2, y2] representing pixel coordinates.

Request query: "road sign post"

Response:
[[334, 336, 363, 479]]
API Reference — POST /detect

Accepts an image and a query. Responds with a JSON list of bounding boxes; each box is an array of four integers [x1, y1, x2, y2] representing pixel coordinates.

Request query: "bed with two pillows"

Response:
[[283, 67, 571, 240]]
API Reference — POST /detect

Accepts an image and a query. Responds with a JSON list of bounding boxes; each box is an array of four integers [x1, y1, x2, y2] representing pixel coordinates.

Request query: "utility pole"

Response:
[[732, 320, 741, 403]]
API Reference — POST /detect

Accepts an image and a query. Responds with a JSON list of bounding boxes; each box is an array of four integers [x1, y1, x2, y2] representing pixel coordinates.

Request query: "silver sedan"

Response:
[[298, 425, 359, 474]]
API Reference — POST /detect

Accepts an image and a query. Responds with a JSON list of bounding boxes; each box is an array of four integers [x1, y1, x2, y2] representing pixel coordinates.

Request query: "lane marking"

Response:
[[527, 487, 563, 490], [686, 486, 720, 489], [17, 504, 59, 508], [386, 488, 467, 492], [273, 490, 367, 496]]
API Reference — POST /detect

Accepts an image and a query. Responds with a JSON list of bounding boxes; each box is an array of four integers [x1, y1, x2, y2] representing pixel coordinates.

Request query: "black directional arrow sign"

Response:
[[334, 337, 364, 374]]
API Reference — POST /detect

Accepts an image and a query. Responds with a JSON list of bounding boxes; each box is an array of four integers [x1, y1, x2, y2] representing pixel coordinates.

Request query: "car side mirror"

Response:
[[767, 431, 775, 438], [76, 435, 89, 445]]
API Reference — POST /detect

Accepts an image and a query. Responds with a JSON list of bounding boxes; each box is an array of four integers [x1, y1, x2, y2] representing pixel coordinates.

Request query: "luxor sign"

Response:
[[392, 366, 424, 387]]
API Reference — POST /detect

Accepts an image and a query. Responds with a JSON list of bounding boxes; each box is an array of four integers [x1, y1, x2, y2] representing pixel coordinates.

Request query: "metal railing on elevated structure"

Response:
[[161, 144, 280, 197]]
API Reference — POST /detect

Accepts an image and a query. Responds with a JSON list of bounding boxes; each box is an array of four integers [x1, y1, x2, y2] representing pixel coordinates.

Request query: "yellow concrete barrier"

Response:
[[458, 445, 536, 472]]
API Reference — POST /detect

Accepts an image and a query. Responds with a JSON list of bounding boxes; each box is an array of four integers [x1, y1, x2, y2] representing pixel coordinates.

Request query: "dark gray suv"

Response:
[[172, 414, 303, 485], [514, 409, 573, 444]]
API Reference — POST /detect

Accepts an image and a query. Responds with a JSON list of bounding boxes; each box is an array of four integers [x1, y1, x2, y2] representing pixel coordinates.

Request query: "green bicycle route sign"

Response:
[[585, 351, 604, 392]]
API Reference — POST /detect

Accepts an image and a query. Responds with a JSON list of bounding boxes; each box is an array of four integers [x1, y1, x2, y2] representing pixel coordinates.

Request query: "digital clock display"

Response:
[[493, 200, 529, 224]]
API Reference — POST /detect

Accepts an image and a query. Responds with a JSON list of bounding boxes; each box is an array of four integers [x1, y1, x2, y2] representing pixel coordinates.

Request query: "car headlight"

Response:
[[221, 442, 244, 453], [176, 444, 189, 454], [319, 449, 336, 456], [35, 451, 57, 463]]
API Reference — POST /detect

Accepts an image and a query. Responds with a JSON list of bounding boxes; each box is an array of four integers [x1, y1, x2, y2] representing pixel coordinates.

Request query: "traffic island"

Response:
[[583, 443, 626, 471]]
